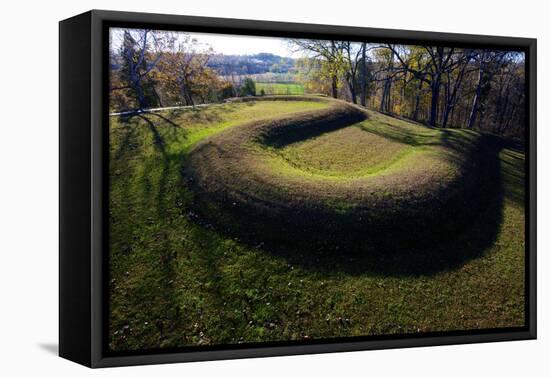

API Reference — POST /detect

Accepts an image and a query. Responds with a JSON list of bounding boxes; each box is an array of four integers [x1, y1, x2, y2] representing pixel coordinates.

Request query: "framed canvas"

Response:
[[59, 10, 536, 368]]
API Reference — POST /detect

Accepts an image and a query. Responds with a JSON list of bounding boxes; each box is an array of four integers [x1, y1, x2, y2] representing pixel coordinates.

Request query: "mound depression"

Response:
[[183, 96, 498, 248]]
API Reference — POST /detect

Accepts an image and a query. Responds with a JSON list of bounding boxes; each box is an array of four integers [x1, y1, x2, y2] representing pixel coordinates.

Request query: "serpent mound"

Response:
[[183, 95, 498, 249]]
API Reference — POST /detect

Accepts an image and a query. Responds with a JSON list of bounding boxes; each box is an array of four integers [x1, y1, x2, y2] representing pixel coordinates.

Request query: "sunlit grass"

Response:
[[256, 82, 304, 95], [108, 99, 525, 351]]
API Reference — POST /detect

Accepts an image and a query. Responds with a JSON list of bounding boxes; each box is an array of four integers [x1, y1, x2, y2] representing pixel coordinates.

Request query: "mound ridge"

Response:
[[183, 96, 497, 248]]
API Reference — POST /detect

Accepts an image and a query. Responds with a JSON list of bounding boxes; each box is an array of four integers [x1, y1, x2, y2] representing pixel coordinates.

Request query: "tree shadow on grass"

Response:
[[136, 114, 167, 152], [256, 137, 506, 278], [108, 226, 182, 351], [189, 133, 508, 278], [112, 122, 138, 161], [109, 112, 192, 350], [178, 108, 514, 278], [267, 188, 502, 278], [167, 102, 244, 126]]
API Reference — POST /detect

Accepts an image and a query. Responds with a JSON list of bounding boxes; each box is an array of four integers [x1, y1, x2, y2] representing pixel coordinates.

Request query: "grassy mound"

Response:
[[108, 96, 525, 351], [184, 96, 499, 248]]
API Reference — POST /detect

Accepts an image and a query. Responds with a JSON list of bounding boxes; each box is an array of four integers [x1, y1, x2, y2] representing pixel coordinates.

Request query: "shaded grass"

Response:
[[109, 98, 525, 352]]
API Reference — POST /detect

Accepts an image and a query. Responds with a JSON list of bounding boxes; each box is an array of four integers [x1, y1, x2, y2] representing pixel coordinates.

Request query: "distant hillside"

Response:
[[207, 53, 296, 76]]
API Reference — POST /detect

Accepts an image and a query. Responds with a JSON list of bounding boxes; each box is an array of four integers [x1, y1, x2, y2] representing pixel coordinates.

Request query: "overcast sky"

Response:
[[110, 28, 525, 62], [189, 32, 299, 57], [110, 28, 301, 58]]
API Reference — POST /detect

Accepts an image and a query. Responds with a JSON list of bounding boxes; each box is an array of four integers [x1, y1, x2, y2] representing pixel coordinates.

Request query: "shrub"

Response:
[[239, 77, 256, 97]]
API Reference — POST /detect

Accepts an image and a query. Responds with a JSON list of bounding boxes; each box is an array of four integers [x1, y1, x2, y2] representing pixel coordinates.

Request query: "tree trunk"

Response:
[[503, 102, 517, 134], [467, 68, 484, 129], [478, 109, 486, 131], [380, 49, 395, 113], [380, 82, 386, 111], [331, 75, 338, 98], [412, 79, 423, 121], [401, 75, 406, 114], [429, 74, 441, 126], [442, 62, 467, 128], [152, 86, 162, 108], [497, 82, 511, 131], [381, 79, 392, 112], [180, 81, 194, 106], [360, 42, 367, 107], [330, 41, 338, 98], [442, 83, 450, 128], [133, 80, 147, 110], [348, 81, 357, 104], [442, 81, 459, 128]]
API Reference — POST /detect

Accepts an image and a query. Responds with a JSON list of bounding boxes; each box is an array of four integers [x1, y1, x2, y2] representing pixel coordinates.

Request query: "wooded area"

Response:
[[109, 29, 526, 139], [290, 40, 525, 138]]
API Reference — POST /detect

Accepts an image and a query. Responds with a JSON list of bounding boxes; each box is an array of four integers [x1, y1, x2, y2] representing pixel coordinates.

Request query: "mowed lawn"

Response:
[[256, 82, 304, 95], [108, 99, 525, 351]]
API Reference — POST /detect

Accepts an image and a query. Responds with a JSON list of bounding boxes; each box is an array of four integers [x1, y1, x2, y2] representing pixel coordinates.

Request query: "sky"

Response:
[[110, 28, 525, 61], [110, 28, 300, 58], [188, 32, 299, 58]]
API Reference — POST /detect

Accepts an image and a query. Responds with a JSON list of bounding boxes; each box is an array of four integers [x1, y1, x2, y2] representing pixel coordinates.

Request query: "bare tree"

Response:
[[386, 45, 460, 126], [342, 42, 365, 104], [467, 50, 507, 129], [359, 42, 368, 106], [288, 39, 346, 98], [380, 47, 395, 112], [441, 50, 474, 127], [117, 29, 169, 109]]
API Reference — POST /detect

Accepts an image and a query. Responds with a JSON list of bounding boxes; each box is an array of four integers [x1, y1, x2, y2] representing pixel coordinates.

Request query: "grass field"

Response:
[[108, 97, 525, 351], [256, 82, 304, 95]]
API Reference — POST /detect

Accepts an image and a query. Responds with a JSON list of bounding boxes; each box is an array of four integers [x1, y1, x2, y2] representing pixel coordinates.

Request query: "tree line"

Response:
[[109, 29, 525, 139], [208, 53, 295, 76], [291, 40, 525, 138], [109, 29, 254, 112]]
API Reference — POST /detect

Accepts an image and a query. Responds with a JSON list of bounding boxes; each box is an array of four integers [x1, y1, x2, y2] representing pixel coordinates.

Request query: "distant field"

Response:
[[256, 82, 304, 95], [221, 72, 298, 84]]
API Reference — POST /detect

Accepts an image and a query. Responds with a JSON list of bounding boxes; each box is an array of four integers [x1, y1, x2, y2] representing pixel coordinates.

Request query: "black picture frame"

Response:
[[59, 9, 537, 368]]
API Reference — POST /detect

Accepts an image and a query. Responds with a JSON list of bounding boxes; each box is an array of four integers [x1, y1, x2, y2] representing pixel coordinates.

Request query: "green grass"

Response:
[[108, 98, 525, 351], [271, 125, 408, 177], [265, 110, 482, 180], [185, 98, 492, 247], [256, 82, 304, 95]]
